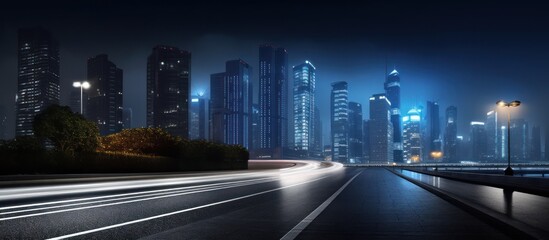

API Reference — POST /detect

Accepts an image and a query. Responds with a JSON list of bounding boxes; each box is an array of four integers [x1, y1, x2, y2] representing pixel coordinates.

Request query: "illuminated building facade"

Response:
[[425, 101, 441, 160], [330, 81, 349, 163], [86, 54, 123, 135], [485, 110, 498, 160], [293, 61, 316, 155], [146, 45, 191, 138], [444, 106, 458, 162], [258, 45, 288, 155], [403, 109, 422, 163], [190, 95, 206, 139], [510, 119, 528, 161], [209, 60, 252, 148], [384, 69, 403, 162], [470, 121, 487, 161], [16, 27, 60, 136], [368, 93, 393, 162], [348, 102, 363, 163]]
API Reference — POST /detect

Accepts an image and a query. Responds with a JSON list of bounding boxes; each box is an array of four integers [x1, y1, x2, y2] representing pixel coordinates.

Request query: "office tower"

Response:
[[384, 69, 402, 162], [86, 54, 123, 135], [190, 96, 207, 140], [258, 45, 288, 156], [312, 106, 323, 158], [531, 126, 541, 161], [500, 126, 508, 160], [209, 60, 252, 148], [403, 108, 422, 163], [16, 27, 60, 136], [330, 81, 349, 163], [293, 61, 316, 156], [444, 106, 458, 162], [0, 105, 6, 140], [470, 121, 487, 161], [368, 93, 393, 162], [252, 104, 260, 150], [363, 120, 370, 162], [545, 128, 549, 161], [146, 45, 191, 138], [485, 110, 498, 161], [123, 108, 132, 129], [425, 101, 441, 160], [510, 119, 528, 161], [348, 102, 363, 163]]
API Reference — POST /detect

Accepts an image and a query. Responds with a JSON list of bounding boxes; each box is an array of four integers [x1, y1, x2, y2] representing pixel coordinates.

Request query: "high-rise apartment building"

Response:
[[209, 60, 252, 148], [16, 27, 60, 136], [368, 93, 393, 162], [330, 81, 349, 163], [146, 45, 191, 138], [86, 54, 123, 135], [293, 61, 316, 156]]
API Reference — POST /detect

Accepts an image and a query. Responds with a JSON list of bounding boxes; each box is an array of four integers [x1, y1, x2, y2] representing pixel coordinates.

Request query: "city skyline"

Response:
[[0, 1, 547, 149]]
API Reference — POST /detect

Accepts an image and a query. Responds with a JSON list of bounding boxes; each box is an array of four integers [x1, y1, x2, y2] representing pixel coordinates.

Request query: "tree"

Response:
[[33, 105, 99, 153]]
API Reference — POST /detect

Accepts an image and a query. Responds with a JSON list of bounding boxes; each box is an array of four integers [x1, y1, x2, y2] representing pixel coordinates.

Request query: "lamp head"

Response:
[[82, 81, 90, 89], [73, 82, 81, 88], [510, 101, 521, 107], [496, 100, 506, 107]]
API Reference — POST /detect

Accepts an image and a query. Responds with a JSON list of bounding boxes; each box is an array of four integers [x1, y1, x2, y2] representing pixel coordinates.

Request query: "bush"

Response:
[[99, 128, 181, 157]]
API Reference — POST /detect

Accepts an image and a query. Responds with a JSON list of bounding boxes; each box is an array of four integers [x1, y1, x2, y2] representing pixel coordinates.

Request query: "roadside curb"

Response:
[[388, 168, 545, 240]]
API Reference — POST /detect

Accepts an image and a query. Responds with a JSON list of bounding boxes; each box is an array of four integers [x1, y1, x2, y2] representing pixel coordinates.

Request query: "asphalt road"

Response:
[[0, 161, 513, 239]]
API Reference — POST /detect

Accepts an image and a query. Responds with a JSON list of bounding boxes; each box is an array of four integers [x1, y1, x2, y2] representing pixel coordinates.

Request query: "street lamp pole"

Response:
[[496, 100, 521, 176], [73, 81, 90, 114]]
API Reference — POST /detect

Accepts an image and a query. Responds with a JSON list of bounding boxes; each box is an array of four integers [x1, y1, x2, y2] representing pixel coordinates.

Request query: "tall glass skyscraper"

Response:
[[485, 110, 498, 161], [384, 69, 402, 162], [425, 101, 441, 160], [330, 81, 349, 163], [368, 93, 393, 162], [209, 60, 252, 148], [86, 54, 123, 136], [146, 45, 191, 138], [470, 121, 487, 161], [510, 119, 528, 161], [348, 102, 363, 163], [403, 108, 422, 163], [258, 45, 288, 156], [293, 61, 316, 156], [190, 95, 206, 140], [16, 27, 60, 136], [444, 106, 458, 162]]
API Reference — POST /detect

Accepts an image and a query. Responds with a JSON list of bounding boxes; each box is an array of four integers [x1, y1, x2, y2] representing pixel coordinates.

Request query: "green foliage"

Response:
[[33, 105, 99, 153], [99, 128, 181, 157]]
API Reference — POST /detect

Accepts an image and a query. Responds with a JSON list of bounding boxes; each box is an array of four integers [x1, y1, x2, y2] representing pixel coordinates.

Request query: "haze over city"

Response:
[[1, 1, 547, 144]]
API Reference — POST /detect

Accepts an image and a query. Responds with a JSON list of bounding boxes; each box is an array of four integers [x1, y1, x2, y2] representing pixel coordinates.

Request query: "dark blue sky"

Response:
[[1, 1, 548, 144]]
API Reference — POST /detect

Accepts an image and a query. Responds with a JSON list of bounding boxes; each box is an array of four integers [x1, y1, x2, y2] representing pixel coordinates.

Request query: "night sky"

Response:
[[1, 1, 548, 144]]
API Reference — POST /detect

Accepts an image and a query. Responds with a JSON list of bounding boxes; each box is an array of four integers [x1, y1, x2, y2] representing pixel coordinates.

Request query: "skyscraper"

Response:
[[470, 121, 487, 161], [384, 69, 402, 162], [545, 128, 549, 161], [368, 93, 393, 162], [209, 60, 252, 148], [86, 54, 123, 136], [330, 81, 349, 163], [258, 45, 288, 157], [252, 104, 260, 151], [348, 102, 363, 163], [190, 95, 206, 140], [123, 108, 132, 129], [444, 106, 458, 162], [16, 27, 60, 136], [485, 110, 498, 161], [69, 88, 86, 115], [424, 101, 441, 160], [311, 105, 323, 158], [531, 125, 541, 161], [363, 120, 370, 161], [293, 61, 316, 156], [146, 45, 191, 138], [510, 119, 528, 161], [403, 108, 422, 163]]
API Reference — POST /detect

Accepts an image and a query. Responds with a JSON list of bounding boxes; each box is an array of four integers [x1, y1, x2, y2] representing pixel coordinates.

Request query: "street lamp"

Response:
[[496, 100, 521, 176], [73, 81, 90, 114]]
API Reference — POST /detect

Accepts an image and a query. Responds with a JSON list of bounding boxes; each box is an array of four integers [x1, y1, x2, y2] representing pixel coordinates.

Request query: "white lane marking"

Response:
[[280, 171, 362, 240], [0, 177, 275, 212], [0, 177, 279, 221], [46, 176, 331, 240]]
